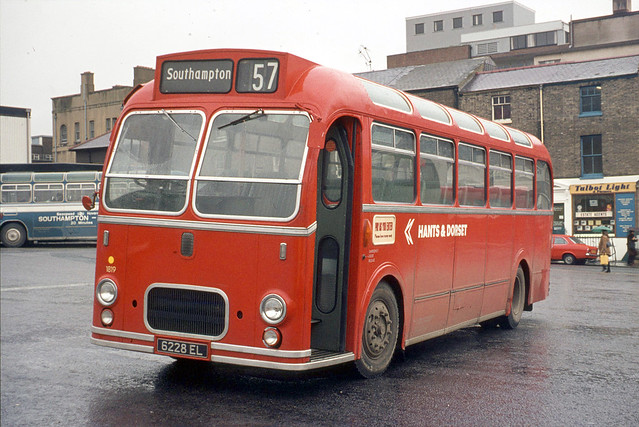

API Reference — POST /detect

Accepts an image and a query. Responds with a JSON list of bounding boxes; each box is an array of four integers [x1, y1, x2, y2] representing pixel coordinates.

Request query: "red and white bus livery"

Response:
[[89, 49, 552, 377]]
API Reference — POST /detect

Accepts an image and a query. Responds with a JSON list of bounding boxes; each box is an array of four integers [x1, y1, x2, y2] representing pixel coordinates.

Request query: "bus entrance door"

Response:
[[311, 125, 354, 352]]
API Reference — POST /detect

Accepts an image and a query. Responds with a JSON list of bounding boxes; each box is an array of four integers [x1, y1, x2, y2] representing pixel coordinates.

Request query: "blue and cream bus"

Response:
[[0, 164, 102, 247]]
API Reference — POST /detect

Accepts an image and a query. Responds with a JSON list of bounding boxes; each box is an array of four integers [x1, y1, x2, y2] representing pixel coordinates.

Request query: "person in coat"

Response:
[[598, 230, 612, 273]]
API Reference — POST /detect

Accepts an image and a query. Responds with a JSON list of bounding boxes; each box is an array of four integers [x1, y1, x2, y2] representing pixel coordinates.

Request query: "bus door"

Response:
[[311, 124, 354, 352]]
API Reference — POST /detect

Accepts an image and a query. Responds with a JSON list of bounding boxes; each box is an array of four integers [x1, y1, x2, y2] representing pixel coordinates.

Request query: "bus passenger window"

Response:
[[420, 134, 454, 205], [458, 143, 486, 207], [34, 183, 64, 203], [489, 151, 512, 208], [515, 157, 534, 209], [537, 160, 552, 210], [371, 124, 415, 204]]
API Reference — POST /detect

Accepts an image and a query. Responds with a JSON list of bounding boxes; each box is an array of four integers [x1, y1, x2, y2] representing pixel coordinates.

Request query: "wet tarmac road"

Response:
[[1, 246, 638, 426]]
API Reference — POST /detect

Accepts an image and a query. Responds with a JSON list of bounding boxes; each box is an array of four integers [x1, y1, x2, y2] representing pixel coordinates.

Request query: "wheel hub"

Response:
[[364, 301, 392, 357]]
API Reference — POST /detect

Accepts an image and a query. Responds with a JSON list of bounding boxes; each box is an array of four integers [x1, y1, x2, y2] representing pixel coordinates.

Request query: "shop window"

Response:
[[581, 135, 603, 178], [580, 85, 602, 116], [573, 193, 614, 234]]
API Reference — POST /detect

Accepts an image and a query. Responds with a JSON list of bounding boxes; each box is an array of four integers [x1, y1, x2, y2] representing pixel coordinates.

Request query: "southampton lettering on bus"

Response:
[[88, 49, 553, 378]]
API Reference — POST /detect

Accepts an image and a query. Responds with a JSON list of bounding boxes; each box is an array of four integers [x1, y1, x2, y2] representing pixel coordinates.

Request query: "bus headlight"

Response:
[[101, 309, 114, 326], [96, 279, 118, 306], [262, 327, 282, 348], [260, 294, 286, 324]]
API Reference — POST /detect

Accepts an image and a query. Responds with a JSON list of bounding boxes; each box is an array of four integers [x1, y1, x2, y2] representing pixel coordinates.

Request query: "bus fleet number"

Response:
[[251, 61, 278, 92]]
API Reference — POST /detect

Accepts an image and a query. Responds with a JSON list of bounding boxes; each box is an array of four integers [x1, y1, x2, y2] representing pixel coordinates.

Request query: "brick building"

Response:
[[51, 66, 154, 163], [460, 55, 639, 248]]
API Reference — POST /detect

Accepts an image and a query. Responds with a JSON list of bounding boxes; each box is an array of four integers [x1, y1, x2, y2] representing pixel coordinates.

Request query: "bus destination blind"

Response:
[[160, 58, 280, 94], [160, 60, 234, 94]]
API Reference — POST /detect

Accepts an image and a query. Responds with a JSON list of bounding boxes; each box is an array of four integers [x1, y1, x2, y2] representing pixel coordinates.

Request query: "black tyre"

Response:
[[1, 223, 27, 248], [499, 267, 526, 329], [355, 282, 399, 378], [562, 253, 576, 265]]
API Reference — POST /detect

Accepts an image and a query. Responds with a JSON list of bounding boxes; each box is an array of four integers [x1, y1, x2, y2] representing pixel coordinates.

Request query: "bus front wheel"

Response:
[[355, 282, 399, 378], [499, 267, 526, 329], [1, 223, 27, 248]]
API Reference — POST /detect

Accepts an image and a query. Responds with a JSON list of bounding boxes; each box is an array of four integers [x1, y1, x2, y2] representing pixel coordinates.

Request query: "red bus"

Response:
[[89, 49, 553, 378]]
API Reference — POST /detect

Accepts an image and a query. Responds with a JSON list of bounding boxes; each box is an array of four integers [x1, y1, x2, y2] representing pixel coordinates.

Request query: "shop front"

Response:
[[554, 176, 638, 259]]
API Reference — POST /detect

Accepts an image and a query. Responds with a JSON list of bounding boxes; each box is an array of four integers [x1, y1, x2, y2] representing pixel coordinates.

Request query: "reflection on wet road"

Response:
[[1, 247, 638, 425]]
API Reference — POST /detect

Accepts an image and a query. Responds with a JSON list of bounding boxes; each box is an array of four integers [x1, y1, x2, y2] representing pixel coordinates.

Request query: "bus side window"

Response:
[[515, 156, 535, 209], [34, 183, 64, 203], [420, 134, 454, 205], [458, 143, 486, 207], [371, 124, 415, 204]]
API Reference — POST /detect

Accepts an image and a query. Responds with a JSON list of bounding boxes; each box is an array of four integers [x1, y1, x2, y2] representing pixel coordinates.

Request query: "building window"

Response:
[[581, 135, 603, 178], [74, 122, 80, 142], [106, 118, 111, 132], [473, 14, 483, 26], [492, 95, 511, 121], [511, 35, 527, 50], [493, 10, 503, 23], [580, 85, 602, 116], [60, 125, 68, 145], [453, 17, 463, 29], [415, 23, 424, 35], [433, 20, 443, 32], [534, 31, 556, 47], [89, 120, 95, 139]]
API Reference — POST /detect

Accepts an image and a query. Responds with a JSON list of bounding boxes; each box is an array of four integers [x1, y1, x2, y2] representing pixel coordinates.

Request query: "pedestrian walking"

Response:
[[627, 229, 637, 266], [598, 230, 612, 273]]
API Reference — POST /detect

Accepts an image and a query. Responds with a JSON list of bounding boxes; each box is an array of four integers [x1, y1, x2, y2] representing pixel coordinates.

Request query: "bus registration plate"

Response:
[[156, 338, 209, 360]]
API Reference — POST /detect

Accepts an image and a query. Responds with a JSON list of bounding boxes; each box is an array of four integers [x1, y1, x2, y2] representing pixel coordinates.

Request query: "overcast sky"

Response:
[[1, 0, 615, 136]]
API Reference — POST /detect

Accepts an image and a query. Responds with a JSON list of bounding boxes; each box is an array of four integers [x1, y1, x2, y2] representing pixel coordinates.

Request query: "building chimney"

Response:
[[613, 0, 631, 14], [81, 71, 94, 96], [133, 66, 155, 86]]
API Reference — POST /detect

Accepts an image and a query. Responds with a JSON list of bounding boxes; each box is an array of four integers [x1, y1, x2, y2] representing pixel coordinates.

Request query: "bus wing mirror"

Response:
[[82, 192, 98, 211]]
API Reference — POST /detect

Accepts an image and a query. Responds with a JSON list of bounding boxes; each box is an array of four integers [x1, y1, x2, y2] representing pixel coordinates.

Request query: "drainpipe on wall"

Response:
[[539, 84, 545, 143]]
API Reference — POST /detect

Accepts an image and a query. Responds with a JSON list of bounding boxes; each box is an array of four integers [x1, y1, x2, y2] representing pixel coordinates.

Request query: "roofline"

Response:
[[475, 53, 639, 76], [572, 9, 639, 24], [406, 1, 533, 21]]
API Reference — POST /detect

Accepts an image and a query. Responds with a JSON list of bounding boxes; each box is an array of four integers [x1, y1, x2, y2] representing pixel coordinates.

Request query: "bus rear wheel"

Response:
[[1, 223, 27, 248], [355, 282, 399, 378], [499, 267, 526, 329]]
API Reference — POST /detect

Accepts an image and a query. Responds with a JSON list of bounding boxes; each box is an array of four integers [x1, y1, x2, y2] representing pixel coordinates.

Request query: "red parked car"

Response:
[[551, 234, 599, 265]]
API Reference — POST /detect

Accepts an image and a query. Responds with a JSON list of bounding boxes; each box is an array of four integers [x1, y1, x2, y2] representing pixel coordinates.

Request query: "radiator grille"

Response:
[[146, 286, 226, 338]]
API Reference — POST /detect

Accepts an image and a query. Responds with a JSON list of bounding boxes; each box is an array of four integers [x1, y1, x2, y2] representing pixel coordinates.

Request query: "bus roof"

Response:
[[124, 49, 547, 154]]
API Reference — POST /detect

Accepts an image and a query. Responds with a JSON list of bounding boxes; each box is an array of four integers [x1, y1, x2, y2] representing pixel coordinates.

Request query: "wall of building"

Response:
[[460, 74, 639, 179], [572, 11, 639, 48], [51, 66, 154, 163], [0, 106, 31, 163], [387, 46, 471, 68], [405, 1, 533, 53]]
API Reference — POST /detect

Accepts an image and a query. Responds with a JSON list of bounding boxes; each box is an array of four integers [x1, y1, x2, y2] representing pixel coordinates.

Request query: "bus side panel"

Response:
[[531, 214, 552, 303], [481, 214, 514, 317], [411, 212, 453, 339], [448, 213, 485, 327]]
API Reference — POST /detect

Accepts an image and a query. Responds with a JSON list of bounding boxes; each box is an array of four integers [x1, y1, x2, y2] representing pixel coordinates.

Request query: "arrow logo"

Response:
[[405, 218, 415, 245]]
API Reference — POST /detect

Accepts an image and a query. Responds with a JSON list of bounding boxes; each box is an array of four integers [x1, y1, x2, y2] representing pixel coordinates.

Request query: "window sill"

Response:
[[581, 173, 604, 179], [494, 118, 512, 124], [579, 111, 602, 118]]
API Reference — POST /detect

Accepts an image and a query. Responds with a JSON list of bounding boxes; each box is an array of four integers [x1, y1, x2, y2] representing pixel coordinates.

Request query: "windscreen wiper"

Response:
[[218, 109, 265, 130], [161, 109, 197, 143]]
